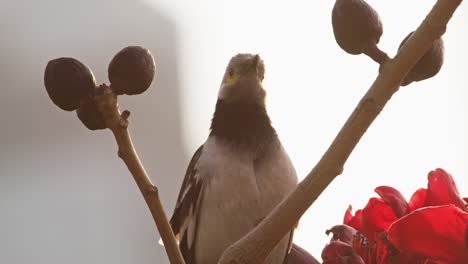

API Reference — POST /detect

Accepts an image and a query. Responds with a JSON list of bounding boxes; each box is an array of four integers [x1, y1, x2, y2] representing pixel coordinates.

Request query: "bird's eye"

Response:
[[224, 68, 238, 84]]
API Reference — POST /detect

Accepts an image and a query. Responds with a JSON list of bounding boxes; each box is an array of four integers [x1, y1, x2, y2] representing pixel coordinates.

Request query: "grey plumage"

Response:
[[170, 54, 298, 263]]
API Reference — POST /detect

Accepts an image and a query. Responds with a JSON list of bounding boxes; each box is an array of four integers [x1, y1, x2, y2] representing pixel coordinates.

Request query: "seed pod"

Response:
[[108, 46, 156, 95], [44, 57, 95, 111], [288, 243, 320, 264], [76, 96, 106, 130], [332, 0, 383, 56], [399, 32, 444, 86]]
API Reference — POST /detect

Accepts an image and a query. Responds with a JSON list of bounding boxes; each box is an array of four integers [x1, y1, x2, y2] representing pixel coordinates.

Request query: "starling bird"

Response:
[[170, 54, 298, 263]]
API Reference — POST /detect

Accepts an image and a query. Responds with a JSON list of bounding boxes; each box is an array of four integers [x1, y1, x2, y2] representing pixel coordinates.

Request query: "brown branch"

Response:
[[218, 0, 463, 263], [95, 85, 185, 264]]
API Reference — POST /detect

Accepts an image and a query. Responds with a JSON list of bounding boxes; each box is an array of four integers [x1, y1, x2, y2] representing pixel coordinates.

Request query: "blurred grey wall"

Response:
[[0, 1, 186, 263]]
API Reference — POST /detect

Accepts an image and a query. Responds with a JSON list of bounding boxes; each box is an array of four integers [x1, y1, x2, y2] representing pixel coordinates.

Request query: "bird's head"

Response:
[[218, 53, 266, 105]]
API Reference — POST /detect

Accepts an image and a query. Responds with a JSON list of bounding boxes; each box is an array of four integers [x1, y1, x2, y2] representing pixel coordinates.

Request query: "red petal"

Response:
[[287, 243, 320, 264], [322, 240, 354, 259], [375, 186, 410, 217], [408, 188, 427, 212], [423, 260, 446, 264], [351, 232, 371, 263], [384, 251, 427, 264], [362, 198, 398, 243], [326, 224, 358, 245], [343, 254, 365, 264], [321, 240, 365, 264], [344, 205, 353, 224], [374, 237, 391, 264], [465, 223, 468, 253], [375, 234, 431, 263], [426, 168, 467, 211], [344, 206, 363, 233], [387, 205, 468, 263]]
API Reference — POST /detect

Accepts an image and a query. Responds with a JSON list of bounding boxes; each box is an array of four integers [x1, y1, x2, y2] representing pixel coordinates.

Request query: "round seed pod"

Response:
[[399, 32, 444, 86], [332, 0, 383, 55], [76, 96, 106, 130], [108, 46, 155, 95], [44, 57, 95, 111]]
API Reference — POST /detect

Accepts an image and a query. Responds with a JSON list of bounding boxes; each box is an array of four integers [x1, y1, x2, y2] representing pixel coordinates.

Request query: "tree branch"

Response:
[[95, 85, 185, 264], [218, 0, 463, 263]]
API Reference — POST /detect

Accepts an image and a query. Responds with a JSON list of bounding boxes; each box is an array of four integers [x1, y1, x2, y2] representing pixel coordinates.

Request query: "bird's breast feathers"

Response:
[[193, 136, 298, 263]]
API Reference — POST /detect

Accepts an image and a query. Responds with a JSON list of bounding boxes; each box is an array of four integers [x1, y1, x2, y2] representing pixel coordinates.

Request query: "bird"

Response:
[[170, 53, 298, 264]]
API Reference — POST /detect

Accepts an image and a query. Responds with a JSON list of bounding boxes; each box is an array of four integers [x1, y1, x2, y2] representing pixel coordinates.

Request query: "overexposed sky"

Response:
[[145, 0, 467, 258]]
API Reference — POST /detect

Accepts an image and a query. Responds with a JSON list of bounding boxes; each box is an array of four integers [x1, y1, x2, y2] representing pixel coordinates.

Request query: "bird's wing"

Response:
[[170, 145, 205, 263]]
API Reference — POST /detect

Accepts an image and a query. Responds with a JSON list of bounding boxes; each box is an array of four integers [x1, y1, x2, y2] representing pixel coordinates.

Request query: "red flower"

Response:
[[425, 169, 467, 211], [361, 197, 397, 244], [326, 224, 358, 245], [408, 169, 467, 212], [408, 188, 427, 212], [322, 168, 468, 264], [344, 206, 363, 233], [374, 186, 409, 217], [387, 205, 468, 263], [321, 240, 365, 264]]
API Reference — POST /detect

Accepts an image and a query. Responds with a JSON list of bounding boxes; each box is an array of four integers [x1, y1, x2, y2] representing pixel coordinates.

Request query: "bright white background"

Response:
[[0, 0, 466, 263]]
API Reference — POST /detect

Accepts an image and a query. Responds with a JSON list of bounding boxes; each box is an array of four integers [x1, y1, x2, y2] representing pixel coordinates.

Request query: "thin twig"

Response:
[[95, 85, 185, 264], [363, 44, 390, 65], [218, 0, 463, 263]]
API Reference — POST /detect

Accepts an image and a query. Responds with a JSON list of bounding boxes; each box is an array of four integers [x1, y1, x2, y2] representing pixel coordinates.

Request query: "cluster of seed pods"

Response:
[[44, 46, 156, 129], [332, 0, 444, 86]]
